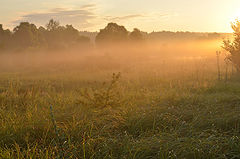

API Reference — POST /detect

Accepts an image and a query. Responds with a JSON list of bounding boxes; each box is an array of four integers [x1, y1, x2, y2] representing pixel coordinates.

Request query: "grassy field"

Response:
[[0, 44, 240, 158]]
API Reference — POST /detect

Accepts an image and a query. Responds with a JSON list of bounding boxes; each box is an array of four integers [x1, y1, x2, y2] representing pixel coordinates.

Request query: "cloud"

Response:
[[81, 4, 97, 10], [103, 13, 176, 23], [104, 14, 145, 21], [154, 13, 178, 18], [9, 4, 178, 32], [11, 4, 99, 30]]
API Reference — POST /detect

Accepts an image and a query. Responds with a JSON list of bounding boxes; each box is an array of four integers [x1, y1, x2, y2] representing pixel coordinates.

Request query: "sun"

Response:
[[230, 10, 240, 22]]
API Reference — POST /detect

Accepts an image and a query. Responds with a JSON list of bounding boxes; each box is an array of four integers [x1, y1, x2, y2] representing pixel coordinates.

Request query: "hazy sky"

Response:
[[0, 0, 240, 32]]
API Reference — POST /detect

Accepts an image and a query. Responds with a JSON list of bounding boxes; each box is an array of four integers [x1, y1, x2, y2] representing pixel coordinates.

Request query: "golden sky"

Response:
[[0, 0, 239, 32]]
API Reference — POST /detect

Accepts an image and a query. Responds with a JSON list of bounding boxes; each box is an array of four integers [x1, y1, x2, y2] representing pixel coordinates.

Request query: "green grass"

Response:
[[0, 58, 240, 159]]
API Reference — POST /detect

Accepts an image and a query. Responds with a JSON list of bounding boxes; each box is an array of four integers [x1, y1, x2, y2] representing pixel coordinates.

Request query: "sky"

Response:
[[0, 0, 240, 32]]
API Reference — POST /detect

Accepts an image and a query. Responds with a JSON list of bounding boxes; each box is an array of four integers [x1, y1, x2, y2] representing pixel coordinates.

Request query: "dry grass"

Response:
[[0, 40, 239, 158]]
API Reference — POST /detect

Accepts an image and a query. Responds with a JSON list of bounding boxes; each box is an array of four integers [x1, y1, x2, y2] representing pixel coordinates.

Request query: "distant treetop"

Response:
[[96, 23, 128, 43]]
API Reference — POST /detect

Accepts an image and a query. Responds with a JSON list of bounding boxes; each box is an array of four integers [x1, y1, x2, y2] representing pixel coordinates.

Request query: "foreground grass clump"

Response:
[[0, 68, 240, 159]]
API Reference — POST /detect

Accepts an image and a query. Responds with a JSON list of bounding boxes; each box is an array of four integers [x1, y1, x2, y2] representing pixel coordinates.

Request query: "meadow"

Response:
[[0, 39, 240, 159]]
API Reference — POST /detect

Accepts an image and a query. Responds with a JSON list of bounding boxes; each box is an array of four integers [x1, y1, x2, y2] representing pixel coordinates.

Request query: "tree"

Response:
[[96, 23, 128, 43], [62, 25, 90, 46], [0, 20, 90, 51], [0, 24, 3, 33], [44, 19, 90, 49], [0, 24, 11, 50], [45, 19, 63, 49], [63, 25, 80, 42], [38, 26, 48, 48], [223, 19, 240, 71], [129, 28, 144, 41], [13, 22, 39, 49], [46, 19, 60, 31]]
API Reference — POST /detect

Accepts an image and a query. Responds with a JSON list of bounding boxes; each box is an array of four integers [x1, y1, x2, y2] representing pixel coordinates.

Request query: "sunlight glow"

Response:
[[230, 10, 240, 23]]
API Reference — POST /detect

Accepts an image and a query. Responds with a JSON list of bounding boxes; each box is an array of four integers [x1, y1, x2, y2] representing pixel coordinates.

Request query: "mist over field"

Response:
[[1, 8, 240, 158], [0, 37, 226, 72]]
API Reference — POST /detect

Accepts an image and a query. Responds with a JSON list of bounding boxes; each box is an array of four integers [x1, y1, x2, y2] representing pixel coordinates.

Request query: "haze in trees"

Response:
[[223, 19, 240, 71], [0, 19, 90, 52], [129, 28, 144, 41], [96, 23, 129, 44]]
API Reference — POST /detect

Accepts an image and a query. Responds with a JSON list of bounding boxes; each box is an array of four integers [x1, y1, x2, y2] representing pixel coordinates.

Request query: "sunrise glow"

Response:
[[0, 0, 240, 32]]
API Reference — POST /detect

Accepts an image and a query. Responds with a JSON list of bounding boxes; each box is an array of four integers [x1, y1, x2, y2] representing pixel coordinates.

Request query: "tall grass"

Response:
[[0, 54, 240, 158]]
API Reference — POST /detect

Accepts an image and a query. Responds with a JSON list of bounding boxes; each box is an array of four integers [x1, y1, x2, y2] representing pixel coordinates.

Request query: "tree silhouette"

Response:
[[0, 24, 5, 49], [13, 22, 40, 49], [96, 23, 128, 43], [129, 28, 144, 41], [63, 25, 80, 42], [0, 24, 3, 34], [0, 20, 91, 51], [46, 19, 60, 31], [223, 19, 240, 71], [62, 25, 90, 46], [44, 19, 90, 49], [0, 24, 11, 50]]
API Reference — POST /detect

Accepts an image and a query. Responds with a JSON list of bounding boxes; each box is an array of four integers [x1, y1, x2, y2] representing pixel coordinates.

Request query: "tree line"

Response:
[[0, 19, 233, 52], [2, 19, 224, 52], [2, 18, 240, 73], [0, 19, 91, 51], [0, 20, 145, 52]]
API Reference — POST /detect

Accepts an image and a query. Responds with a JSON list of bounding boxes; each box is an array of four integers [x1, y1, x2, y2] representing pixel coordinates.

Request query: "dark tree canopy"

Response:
[[0, 24, 3, 33], [46, 19, 60, 31], [13, 22, 40, 49], [96, 23, 128, 43], [45, 20, 90, 49], [0, 19, 90, 51], [0, 24, 11, 50], [129, 28, 144, 41], [0, 20, 226, 52], [64, 25, 81, 42]]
